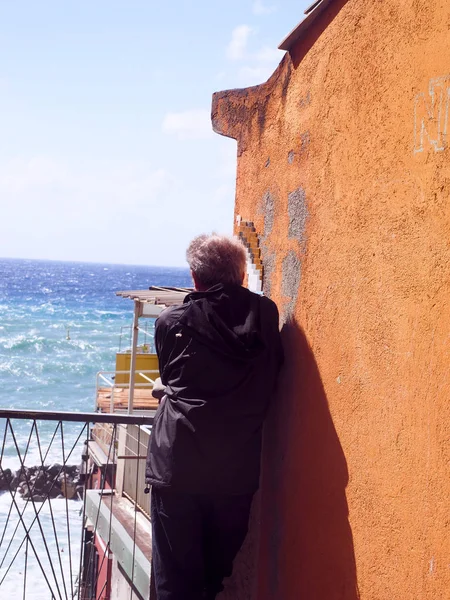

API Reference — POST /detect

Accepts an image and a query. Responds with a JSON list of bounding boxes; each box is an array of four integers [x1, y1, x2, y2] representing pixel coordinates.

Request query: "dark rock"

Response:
[[31, 495, 45, 503], [81, 441, 89, 462], [19, 482, 31, 496], [61, 480, 77, 500], [33, 472, 48, 488], [47, 463, 62, 478], [0, 468, 12, 491], [2, 463, 81, 500], [10, 471, 23, 489]]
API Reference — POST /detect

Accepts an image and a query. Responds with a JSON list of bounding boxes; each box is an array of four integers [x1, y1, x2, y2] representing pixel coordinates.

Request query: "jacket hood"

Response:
[[178, 284, 265, 362]]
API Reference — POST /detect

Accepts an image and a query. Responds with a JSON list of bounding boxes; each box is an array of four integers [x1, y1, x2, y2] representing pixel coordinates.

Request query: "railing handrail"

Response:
[[95, 369, 160, 412], [138, 373, 155, 385], [96, 370, 159, 376], [0, 408, 154, 425]]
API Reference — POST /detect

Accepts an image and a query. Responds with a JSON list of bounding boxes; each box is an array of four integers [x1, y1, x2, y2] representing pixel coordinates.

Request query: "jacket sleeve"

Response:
[[154, 306, 184, 385]]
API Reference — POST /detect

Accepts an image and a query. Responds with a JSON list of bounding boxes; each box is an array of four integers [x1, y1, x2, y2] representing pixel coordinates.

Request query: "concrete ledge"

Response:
[[85, 490, 151, 600]]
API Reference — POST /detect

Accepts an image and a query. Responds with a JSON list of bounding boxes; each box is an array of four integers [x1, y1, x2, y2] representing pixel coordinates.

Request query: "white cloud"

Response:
[[254, 45, 281, 62], [162, 109, 212, 140], [109, 167, 170, 208], [225, 23, 282, 86], [252, 0, 277, 15], [212, 183, 234, 207], [238, 65, 274, 85], [217, 141, 237, 178], [0, 155, 178, 263], [215, 71, 227, 82], [0, 157, 171, 222], [226, 25, 253, 60], [0, 156, 68, 193]]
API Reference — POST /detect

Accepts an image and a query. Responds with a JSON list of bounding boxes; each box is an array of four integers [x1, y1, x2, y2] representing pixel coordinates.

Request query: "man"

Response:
[[146, 233, 283, 600]]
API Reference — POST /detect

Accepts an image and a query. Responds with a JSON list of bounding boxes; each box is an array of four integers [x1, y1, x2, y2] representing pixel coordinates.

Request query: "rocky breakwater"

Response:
[[0, 464, 84, 502]]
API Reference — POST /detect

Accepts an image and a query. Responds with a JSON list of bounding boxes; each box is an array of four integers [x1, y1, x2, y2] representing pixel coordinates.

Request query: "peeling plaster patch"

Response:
[[262, 250, 275, 298], [258, 190, 277, 297], [429, 558, 435, 574], [288, 187, 309, 242], [288, 150, 295, 164], [281, 62, 292, 100], [299, 91, 311, 108], [300, 131, 311, 152], [282, 250, 301, 320], [259, 190, 275, 239], [414, 75, 450, 154], [265, 157, 270, 168], [282, 251, 301, 296], [257, 96, 271, 134]]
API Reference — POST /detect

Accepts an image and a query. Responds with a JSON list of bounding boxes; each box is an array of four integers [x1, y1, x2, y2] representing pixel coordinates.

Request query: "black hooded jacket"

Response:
[[145, 283, 283, 494]]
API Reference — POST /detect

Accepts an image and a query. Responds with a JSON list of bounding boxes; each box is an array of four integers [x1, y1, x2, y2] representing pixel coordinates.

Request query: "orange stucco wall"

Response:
[[212, 1, 450, 599]]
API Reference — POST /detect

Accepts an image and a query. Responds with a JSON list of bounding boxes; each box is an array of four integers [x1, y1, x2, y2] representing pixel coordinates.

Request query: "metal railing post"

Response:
[[109, 385, 115, 414], [128, 301, 141, 414], [0, 408, 154, 599], [116, 424, 127, 497]]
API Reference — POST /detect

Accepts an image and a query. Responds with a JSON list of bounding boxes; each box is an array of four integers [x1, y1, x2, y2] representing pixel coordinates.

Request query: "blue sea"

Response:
[[0, 257, 191, 598], [0, 257, 191, 415]]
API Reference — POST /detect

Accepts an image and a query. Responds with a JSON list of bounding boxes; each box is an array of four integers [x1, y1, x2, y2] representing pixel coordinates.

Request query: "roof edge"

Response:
[[278, 0, 335, 51]]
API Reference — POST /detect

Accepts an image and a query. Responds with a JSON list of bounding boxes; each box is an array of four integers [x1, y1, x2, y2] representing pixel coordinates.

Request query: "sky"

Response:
[[0, 0, 311, 266]]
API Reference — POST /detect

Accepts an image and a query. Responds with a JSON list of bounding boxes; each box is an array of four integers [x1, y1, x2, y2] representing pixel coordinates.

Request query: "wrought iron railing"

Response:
[[117, 324, 155, 354], [95, 370, 159, 413], [122, 424, 151, 517], [0, 409, 153, 600]]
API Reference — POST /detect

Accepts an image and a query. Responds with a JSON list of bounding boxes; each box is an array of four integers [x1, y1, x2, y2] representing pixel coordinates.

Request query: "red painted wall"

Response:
[[94, 534, 112, 600]]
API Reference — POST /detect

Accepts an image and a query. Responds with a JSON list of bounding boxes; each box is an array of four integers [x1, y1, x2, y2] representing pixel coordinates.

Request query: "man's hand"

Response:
[[152, 377, 166, 400]]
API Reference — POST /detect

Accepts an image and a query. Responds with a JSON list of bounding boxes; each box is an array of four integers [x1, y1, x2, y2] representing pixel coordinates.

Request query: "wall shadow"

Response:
[[257, 319, 360, 599], [289, 0, 351, 69]]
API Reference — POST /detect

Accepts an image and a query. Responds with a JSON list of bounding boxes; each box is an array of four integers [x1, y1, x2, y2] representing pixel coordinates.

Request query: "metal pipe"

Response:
[[109, 385, 115, 414], [116, 455, 147, 460], [97, 370, 159, 375], [98, 373, 113, 387], [0, 408, 154, 426], [137, 326, 154, 337], [98, 383, 156, 389], [138, 373, 155, 385], [128, 301, 140, 414]]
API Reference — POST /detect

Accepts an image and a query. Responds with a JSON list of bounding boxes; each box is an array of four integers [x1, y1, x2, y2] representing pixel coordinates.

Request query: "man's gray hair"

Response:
[[186, 234, 247, 287]]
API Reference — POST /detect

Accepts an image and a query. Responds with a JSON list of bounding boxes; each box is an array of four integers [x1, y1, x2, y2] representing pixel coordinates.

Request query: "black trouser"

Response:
[[151, 487, 253, 600]]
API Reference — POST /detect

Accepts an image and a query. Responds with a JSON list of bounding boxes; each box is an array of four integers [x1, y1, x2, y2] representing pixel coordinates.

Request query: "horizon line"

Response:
[[0, 255, 190, 270]]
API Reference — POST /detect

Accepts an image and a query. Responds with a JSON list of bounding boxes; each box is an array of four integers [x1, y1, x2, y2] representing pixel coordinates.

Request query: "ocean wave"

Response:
[[94, 309, 126, 317], [0, 257, 191, 589], [0, 334, 98, 353], [0, 418, 86, 462], [0, 360, 22, 377], [0, 354, 113, 386], [0, 494, 82, 600], [30, 303, 55, 314]]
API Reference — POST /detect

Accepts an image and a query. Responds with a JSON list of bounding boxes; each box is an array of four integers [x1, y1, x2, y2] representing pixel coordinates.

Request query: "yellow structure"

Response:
[[115, 352, 159, 385]]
